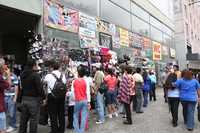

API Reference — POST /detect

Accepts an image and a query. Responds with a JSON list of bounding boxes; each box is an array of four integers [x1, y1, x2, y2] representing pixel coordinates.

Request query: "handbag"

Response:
[[98, 82, 108, 94]]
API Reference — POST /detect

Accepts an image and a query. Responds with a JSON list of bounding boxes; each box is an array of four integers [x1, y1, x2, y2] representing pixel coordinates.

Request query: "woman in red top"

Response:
[[104, 68, 118, 118]]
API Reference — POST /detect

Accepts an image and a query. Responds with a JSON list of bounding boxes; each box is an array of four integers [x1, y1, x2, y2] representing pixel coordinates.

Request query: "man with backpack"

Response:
[[44, 61, 66, 133]]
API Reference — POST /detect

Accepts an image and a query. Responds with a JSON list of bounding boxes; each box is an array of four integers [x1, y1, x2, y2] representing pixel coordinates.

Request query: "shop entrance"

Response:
[[0, 6, 40, 64]]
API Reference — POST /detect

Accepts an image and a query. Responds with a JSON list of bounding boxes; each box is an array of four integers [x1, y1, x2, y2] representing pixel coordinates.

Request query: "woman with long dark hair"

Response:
[[175, 70, 200, 131]]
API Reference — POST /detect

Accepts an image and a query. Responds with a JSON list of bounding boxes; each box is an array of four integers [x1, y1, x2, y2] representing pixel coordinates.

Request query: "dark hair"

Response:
[[26, 59, 36, 69], [142, 71, 148, 81], [77, 65, 85, 78], [183, 70, 193, 80], [52, 61, 60, 70], [173, 65, 179, 70], [106, 68, 114, 76], [136, 67, 141, 73], [125, 66, 132, 74]]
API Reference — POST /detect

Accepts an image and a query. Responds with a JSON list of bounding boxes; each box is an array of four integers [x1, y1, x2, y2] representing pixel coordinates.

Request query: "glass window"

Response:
[[132, 16, 150, 37], [150, 16, 162, 30], [131, 2, 149, 21], [151, 26, 163, 42], [101, 0, 131, 30], [161, 24, 173, 36], [163, 34, 172, 46]]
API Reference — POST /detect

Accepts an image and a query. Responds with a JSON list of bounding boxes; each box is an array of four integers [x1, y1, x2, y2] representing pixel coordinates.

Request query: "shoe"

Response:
[[136, 111, 144, 114], [172, 123, 178, 127], [6, 127, 16, 132], [122, 115, 127, 118], [96, 120, 104, 124], [143, 105, 147, 108], [108, 114, 113, 118], [187, 128, 193, 131], [123, 121, 132, 125]]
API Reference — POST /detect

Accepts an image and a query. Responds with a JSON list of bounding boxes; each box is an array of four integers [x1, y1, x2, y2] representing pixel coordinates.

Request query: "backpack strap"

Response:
[[51, 73, 62, 82]]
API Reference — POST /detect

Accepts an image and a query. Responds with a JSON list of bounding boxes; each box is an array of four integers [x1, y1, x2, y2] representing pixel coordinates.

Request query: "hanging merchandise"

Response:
[[119, 28, 129, 47], [143, 37, 151, 49], [26, 31, 44, 60], [79, 12, 98, 48], [44, 0, 79, 33], [152, 41, 162, 61], [99, 32, 113, 49]]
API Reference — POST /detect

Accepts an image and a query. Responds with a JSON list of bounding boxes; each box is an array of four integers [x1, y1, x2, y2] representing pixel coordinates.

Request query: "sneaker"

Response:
[[114, 112, 119, 117], [96, 120, 104, 124], [6, 127, 16, 132], [108, 114, 113, 118]]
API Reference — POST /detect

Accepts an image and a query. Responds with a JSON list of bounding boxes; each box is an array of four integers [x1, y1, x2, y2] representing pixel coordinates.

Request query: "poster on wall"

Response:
[[170, 48, 176, 58], [119, 28, 129, 47], [143, 37, 151, 49], [79, 12, 97, 48], [162, 45, 168, 56], [99, 32, 113, 49], [129, 32, 143, 49], [79, 12, 97, 31], [153, 41, 162, 61], [110, 25, 120, 48], [97, 19, 111, 34], [44, 0, 79, 33]]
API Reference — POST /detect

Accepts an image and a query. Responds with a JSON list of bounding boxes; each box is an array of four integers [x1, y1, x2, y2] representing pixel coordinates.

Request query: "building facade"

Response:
[[174, 0, 200, 70], [0, 0, 176, 68]]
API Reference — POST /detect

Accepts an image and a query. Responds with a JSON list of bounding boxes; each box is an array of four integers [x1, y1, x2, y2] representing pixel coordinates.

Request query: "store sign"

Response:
[[80, 35, 98, 48], [129, 32, 143, 49], [99, 32, 113, 49], [119, 28, 129, 47], [44, 0, 79, 33], [170, 48, 176, 58], [162, 45, 168, 55], [97, 19, 111, 34], [153, 41, 162, 61], [79, 27, 95, 38]]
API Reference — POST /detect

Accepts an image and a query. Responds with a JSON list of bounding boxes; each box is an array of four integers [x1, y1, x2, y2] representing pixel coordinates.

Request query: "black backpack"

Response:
[[51, 73, 66, 99]]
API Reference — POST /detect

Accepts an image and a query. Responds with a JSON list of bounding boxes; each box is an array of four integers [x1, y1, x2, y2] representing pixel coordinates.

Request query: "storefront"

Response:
[[0, 5, 41, 64]]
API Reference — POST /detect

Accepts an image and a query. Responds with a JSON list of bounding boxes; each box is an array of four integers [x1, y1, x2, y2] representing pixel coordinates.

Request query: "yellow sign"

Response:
[[119, 28, 129, 47], [153, 41, 162, 61]]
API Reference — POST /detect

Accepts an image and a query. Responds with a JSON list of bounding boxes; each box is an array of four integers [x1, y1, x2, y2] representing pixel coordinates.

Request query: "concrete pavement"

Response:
[[14, 89, 200, 133]]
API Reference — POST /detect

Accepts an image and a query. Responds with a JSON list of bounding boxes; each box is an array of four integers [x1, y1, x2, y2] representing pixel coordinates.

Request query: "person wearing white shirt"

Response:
[[44, 61, 66, 133]]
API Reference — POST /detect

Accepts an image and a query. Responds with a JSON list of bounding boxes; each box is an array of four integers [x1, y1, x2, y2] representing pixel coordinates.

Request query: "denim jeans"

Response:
[[73, 100, 88, 133], [96, 92, 105, 122], [5, 95, 17, 128], [143, 91, 149, 107], [181, 101, 196, 129]]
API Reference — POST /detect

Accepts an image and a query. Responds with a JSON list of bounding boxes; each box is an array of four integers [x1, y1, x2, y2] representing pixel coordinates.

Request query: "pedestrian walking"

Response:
[[161, 68, 169, 103], [66, 89, 75, 129], [72, 66, 91, 133], [175, 70, 200, 131], [133, 68, 144, 113], [142, 71, 151, 108], [165, 68, 179, 127], [44, 61, 66, 133], [0, 58, 11, 133], [149, 71, 157, 101], [118, 66, 135, 125], [104, 68, 118, 118], [19, 59, 45, 133]]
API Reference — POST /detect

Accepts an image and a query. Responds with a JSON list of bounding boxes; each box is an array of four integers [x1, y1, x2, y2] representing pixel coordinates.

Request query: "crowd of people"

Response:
[[0, 57, 200, 133]]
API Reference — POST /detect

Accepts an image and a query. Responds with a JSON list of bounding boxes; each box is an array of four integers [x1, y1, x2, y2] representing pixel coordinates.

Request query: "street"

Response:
[[14, 89, 200, 133]]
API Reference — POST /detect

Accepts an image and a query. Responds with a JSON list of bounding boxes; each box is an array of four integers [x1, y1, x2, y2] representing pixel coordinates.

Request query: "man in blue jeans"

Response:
[[4, 70, 19, 132]]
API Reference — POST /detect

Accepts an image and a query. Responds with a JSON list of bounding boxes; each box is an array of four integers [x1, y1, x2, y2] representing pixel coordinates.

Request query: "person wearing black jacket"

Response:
[[18, 59, 45, 133]]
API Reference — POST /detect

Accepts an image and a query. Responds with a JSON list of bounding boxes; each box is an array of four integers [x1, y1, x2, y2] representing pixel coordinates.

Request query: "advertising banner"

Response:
[[162, 45, 168, 56], [97, 19, 111, 34], [79, 12, 97, 48], [119, 28, 129, 47], [143, 37, 151, 49], [44, 0, 79, 33], [153, 41, 162, 61], [110, 25, 120, 48], [79, 12, 97, 31], [129, 32, 143, 49], [170, 48, 176, 58]]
